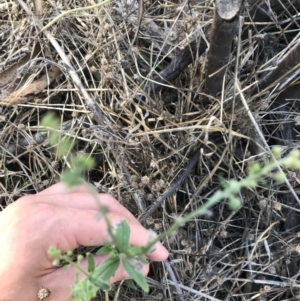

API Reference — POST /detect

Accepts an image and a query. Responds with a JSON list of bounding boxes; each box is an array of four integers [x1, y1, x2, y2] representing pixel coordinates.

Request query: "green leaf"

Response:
[[122, 259, 149, 292], [127, 246, 145, 257], [49, 131, 60, 146], [137, 256, 148, 265], [56, 137, 74, 157], [72, 277, 98, 301], [124, 279, 137, 290], [92, 257, 120, 282], [115, 221, 130, 252], [41, 112, 60, 129], [87, 253, 95, 273], [61, 169, 84, 187], [73, 155, 95, 173], [96, 244, 114, 255], [88, 276, 111, 291]]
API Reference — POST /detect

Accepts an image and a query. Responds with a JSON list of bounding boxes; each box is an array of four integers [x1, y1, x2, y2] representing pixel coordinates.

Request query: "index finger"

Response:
[[36, 183, 91, 195], [26, 192, 139, 229], [47, 205, 169, 262]]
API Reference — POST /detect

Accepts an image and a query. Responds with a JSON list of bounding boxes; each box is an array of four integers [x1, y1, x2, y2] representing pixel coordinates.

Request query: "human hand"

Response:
[[0, 183, 169, 301]]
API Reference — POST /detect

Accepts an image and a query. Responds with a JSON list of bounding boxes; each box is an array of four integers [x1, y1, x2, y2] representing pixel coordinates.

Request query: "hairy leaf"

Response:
[[96, 244, 114, 255], [61, 169, 84, 187], [115, 221, 130, 252], [92, 257, 120, 282], [122, 259, 149, 292]]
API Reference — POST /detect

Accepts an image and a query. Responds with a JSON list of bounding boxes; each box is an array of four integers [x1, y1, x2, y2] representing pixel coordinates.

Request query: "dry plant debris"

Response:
[[1, 0, 300, 300], [37, 287, 51, 300]]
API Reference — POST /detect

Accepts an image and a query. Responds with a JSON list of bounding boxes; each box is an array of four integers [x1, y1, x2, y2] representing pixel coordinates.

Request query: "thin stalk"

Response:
[[141, 155, 289, 254], [60, 254, 90, 277], [85, 184, 117, 247]]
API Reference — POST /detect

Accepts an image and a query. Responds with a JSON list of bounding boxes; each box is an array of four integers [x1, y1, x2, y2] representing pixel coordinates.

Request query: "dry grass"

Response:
[[1, 0, 300, 300]]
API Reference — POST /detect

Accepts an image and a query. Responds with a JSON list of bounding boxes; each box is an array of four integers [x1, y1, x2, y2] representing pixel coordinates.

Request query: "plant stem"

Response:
[[85, 184, 121, 251], [61, 254, 90, 277], [141, 155, 288, 254]]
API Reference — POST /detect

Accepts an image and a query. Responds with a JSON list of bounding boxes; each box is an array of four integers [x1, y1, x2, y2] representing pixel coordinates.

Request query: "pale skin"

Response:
[[0, 183, 169, 301]]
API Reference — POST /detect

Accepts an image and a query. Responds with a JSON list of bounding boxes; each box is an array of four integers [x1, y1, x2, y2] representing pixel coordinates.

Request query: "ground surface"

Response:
[[1, 0, 300, 300]]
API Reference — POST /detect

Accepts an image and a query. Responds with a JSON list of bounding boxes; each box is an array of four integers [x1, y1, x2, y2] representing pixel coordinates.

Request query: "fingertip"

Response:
[[147, 243, 169, 261]]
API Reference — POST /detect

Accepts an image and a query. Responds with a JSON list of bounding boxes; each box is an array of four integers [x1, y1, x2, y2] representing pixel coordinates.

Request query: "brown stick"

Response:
[[205, 0, 243, 97]]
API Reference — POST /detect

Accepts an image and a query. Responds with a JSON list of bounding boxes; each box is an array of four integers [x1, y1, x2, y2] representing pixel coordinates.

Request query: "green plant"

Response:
[[42, 113, 154, 300], [48, 221, 152, 300], [41, 113, 300, 300]]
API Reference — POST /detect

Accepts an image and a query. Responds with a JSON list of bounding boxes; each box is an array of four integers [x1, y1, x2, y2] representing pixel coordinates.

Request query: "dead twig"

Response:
[[163, 260, 186, 301], [139, 146, 201, 223]]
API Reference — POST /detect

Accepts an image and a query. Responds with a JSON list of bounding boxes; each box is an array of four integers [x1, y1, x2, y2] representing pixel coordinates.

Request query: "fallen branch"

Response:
[[205, 0, 243, 96]]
